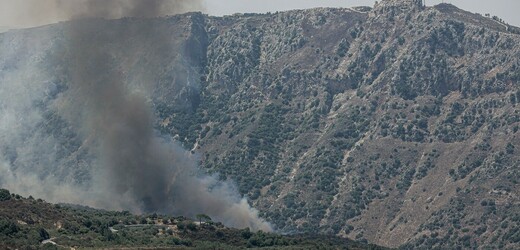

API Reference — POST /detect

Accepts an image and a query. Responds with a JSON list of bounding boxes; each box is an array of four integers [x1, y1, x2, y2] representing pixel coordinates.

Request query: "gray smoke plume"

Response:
[[0, 0, 272, 231]]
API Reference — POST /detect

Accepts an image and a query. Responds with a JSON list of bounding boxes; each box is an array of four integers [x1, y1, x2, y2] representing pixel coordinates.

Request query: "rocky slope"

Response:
[[1, 0, 520, 248]]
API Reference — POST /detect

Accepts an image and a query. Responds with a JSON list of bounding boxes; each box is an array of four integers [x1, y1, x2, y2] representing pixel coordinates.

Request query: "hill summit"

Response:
[[374, 0, 424, 12]]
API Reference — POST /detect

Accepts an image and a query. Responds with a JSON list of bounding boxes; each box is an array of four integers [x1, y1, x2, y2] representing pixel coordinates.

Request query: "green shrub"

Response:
[[0, 189, 11, 201], [241, 228, 253, 239], [167, 236, 180, 245], [39, 228, 50, 240], [0, 219, 19, 235], [186, 222, 197, 231]]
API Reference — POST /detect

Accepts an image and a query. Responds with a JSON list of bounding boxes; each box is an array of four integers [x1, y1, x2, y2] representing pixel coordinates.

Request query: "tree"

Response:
[[0, 189, 10, 201], [195, 214, 212, 225], [39, 228, 50, 241], [0, 219, 19, 235]]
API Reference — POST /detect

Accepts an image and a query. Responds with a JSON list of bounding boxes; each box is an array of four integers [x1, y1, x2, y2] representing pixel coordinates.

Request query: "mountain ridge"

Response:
[[0, 3, 519, 248]]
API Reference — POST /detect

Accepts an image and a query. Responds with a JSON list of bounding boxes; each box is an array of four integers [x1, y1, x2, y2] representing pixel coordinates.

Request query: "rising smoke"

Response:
[[0, 0, 272, 231]]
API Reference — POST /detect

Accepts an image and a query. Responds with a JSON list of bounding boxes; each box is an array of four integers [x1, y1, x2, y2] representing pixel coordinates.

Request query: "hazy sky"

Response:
[[0, 0, 519, 28]]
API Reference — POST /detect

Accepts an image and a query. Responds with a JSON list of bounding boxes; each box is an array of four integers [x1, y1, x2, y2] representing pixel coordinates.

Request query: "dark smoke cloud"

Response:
[[0, 0, 271, 231], [0, 0, 205, 28], [58, 0, 203, 19]]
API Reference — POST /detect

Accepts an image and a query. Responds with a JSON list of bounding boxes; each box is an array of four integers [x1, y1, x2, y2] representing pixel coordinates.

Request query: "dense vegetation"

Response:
[[1, 0, 520, 248], [0, 189, 384, 249], [164, 2, 520, 248]]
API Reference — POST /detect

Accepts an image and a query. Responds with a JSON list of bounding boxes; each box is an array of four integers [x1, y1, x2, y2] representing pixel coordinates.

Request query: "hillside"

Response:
[[0, 189, 382, 249], [0, 0, 520, 248]]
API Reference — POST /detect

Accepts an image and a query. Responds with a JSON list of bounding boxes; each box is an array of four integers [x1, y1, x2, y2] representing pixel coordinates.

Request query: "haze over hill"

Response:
[[0, 0, 272, 233], [1, 0, 520, 248]]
